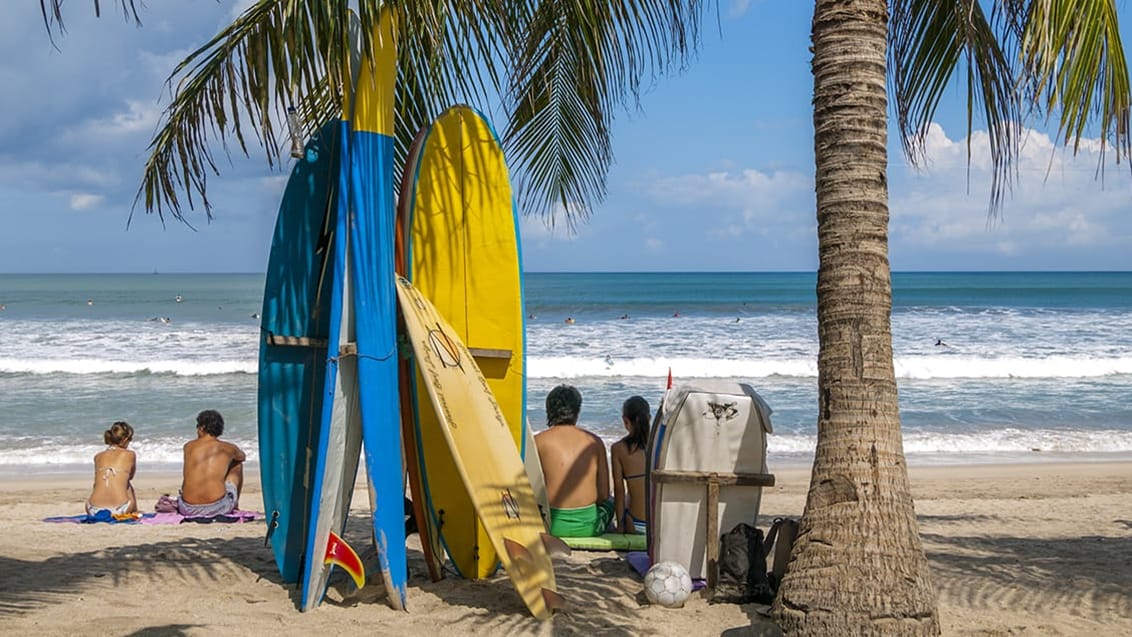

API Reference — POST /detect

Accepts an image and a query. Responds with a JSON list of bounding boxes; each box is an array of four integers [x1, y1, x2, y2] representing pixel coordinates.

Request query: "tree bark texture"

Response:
[[772, 0, 940, 635]]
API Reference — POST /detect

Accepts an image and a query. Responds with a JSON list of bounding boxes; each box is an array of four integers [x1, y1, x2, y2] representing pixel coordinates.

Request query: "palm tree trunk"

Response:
[[771, 0, 939, 634]]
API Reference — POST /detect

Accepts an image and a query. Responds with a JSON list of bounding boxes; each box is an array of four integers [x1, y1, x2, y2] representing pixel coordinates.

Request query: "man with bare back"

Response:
[[534, 384, 613, 537], [178, 409, 245, 517]]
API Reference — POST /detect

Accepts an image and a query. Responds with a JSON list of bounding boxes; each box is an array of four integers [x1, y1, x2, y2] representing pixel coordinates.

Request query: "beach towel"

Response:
[[560, 533, 647, 551], [45, 510, 264, 525], [142, 510, 263, 524], [44, 510, 143, 524]]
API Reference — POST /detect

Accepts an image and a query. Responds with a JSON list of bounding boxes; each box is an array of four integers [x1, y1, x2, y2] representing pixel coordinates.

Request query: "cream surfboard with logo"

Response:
[[394, 275, 562, 619]]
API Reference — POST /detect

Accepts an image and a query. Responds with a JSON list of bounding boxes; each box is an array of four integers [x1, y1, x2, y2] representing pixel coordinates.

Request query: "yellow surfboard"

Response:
[[394, 276, 560, 619], [399, 105, 527, 578]]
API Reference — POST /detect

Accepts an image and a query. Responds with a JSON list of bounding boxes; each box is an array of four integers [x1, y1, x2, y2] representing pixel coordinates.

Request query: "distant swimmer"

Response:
[[735, 317, 741, 323], [527, 313, 536, 319], [604, 354, 614, 366], [618, 314, 629, 320], [250, 312, 260, 320], [672, 312, 680, 318], [0, 304, 5, 311], [175, 295, 183, 303], [565, 317, 576, 324], [87, 299, 94, 307], [935, 339, 948, 347], [160, 317, 172, 324]]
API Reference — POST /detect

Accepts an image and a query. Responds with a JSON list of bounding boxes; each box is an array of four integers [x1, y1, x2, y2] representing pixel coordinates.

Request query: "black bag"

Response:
[[712, 522, 774, 604], [764, 516, 798, 593]]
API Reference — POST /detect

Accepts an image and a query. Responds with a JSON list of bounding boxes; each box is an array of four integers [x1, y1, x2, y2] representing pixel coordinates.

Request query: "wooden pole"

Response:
[[706, 476, 720, 592]]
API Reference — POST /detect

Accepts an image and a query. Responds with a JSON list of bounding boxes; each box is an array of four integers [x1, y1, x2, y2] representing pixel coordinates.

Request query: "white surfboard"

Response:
[[648, 381, 774, 579]]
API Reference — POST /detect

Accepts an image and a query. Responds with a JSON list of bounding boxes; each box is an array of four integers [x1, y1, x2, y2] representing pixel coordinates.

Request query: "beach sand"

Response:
[[0, 462, 1128, 636]]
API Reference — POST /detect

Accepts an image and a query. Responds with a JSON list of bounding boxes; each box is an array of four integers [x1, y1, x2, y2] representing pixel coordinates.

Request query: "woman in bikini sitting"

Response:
[[87, 421, 138, 517], [611, 396, 650, 534]]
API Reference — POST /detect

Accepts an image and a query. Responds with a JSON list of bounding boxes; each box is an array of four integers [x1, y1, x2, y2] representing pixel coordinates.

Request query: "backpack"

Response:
[[712, 522, 774, 604], [764, 517, 798, 593]]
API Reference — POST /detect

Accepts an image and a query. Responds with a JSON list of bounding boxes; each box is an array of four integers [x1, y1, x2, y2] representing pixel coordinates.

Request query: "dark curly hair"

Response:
[[546, 384, 582, 426], [196, 409, 225, 437]]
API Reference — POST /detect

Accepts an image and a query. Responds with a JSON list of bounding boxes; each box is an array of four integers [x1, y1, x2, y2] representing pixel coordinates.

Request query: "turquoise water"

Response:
[[1, 271, 1130, 474]]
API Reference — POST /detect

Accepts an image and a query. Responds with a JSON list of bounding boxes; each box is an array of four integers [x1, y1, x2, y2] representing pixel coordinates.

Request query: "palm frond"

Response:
[[388, 1, 512, 187], [890, 0, 1021, 214], [504, 0, 706, 226], [133, 1, 355, 223], [80, 0, 709, 227], [39, 0, 141, 41], [1016, 0, 1132, 168]]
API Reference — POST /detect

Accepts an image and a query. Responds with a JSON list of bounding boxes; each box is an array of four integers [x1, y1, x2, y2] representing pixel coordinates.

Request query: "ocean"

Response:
[[1, 271, 1130, 476]]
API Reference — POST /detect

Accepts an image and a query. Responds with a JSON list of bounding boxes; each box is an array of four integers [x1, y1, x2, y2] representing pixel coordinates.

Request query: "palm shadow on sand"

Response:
[[921, 520, 1132, 624]]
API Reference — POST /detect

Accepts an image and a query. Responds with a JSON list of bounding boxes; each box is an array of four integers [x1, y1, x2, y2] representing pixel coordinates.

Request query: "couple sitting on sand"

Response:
[[534, 385, 651, 538], [87, 409, 246, 519]]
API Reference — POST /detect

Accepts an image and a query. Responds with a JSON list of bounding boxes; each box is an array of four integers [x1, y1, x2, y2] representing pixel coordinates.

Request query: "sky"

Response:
[[0, 1, 1130, 273]]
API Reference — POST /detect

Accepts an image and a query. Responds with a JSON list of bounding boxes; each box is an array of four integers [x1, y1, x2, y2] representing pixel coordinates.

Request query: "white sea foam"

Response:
[[525, 355, 1131, 380], [763, 428, 1132, 455], [0, 358, 256, 376], [2, 352, 1128, 379], [0, 437, 259, 467]]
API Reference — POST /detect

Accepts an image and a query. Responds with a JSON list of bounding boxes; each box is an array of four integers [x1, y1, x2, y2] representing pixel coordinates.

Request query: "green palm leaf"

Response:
[[890, 0, 1021, 213]]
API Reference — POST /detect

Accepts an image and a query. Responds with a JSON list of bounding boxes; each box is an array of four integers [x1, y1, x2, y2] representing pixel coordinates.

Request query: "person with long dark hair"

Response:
[[611, 396, 650, 534]]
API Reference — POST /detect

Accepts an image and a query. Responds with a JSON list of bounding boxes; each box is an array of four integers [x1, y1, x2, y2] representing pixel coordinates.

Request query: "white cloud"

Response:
[[890, 122, 1132, 267], [729, 0, 754, 19], [69, 193, 103, 210]]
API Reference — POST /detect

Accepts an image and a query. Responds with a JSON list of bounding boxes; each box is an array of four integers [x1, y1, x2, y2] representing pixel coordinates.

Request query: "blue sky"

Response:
[[0, 1, 1129, 273]]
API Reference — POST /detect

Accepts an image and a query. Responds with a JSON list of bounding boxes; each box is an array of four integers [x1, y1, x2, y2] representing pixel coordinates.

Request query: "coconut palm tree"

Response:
[[775, 1, 1129, 635], [40, 1, 1132, 635]]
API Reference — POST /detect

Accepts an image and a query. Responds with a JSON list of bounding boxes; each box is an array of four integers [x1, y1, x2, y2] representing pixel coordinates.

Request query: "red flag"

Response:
[[666, 367, 673, 389], [325, 531, 366, 590]]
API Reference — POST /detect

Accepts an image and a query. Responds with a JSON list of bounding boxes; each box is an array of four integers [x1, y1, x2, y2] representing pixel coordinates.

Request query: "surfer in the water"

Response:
[[534, 385, 614, 537], [178, 410, 245, 517]]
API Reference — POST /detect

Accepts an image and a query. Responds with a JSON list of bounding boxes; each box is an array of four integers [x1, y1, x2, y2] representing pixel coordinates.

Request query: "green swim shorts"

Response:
[[549, 500, 615, 538]]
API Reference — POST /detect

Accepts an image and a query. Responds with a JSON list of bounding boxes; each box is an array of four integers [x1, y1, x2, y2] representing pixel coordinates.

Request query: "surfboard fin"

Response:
[[325, 531, 366, 590], [503, 537, 533, 565], [540, 533, 572, 559], [541, 587, 565, 613]]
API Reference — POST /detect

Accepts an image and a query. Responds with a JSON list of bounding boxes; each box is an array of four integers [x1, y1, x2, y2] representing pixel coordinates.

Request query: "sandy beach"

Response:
[[0, 461, 1128, 636]]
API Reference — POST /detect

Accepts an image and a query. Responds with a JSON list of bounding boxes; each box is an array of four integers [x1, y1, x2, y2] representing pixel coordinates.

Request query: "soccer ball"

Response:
[[643, 561, 693, 608]]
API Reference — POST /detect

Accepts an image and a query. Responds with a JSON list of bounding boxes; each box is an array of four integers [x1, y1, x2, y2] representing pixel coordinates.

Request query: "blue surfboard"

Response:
[[258, 120, 341, 585], [296, 18, 369, 612], [348, 9, 407, 610]]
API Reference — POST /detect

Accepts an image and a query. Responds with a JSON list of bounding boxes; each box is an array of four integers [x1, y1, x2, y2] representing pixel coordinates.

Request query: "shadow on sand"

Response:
[[921, 518, 1132, 624]]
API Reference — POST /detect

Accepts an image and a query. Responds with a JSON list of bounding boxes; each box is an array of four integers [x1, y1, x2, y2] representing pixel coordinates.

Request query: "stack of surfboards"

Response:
[[258, 10, 405, 613], [256, 9, 559, 617]]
